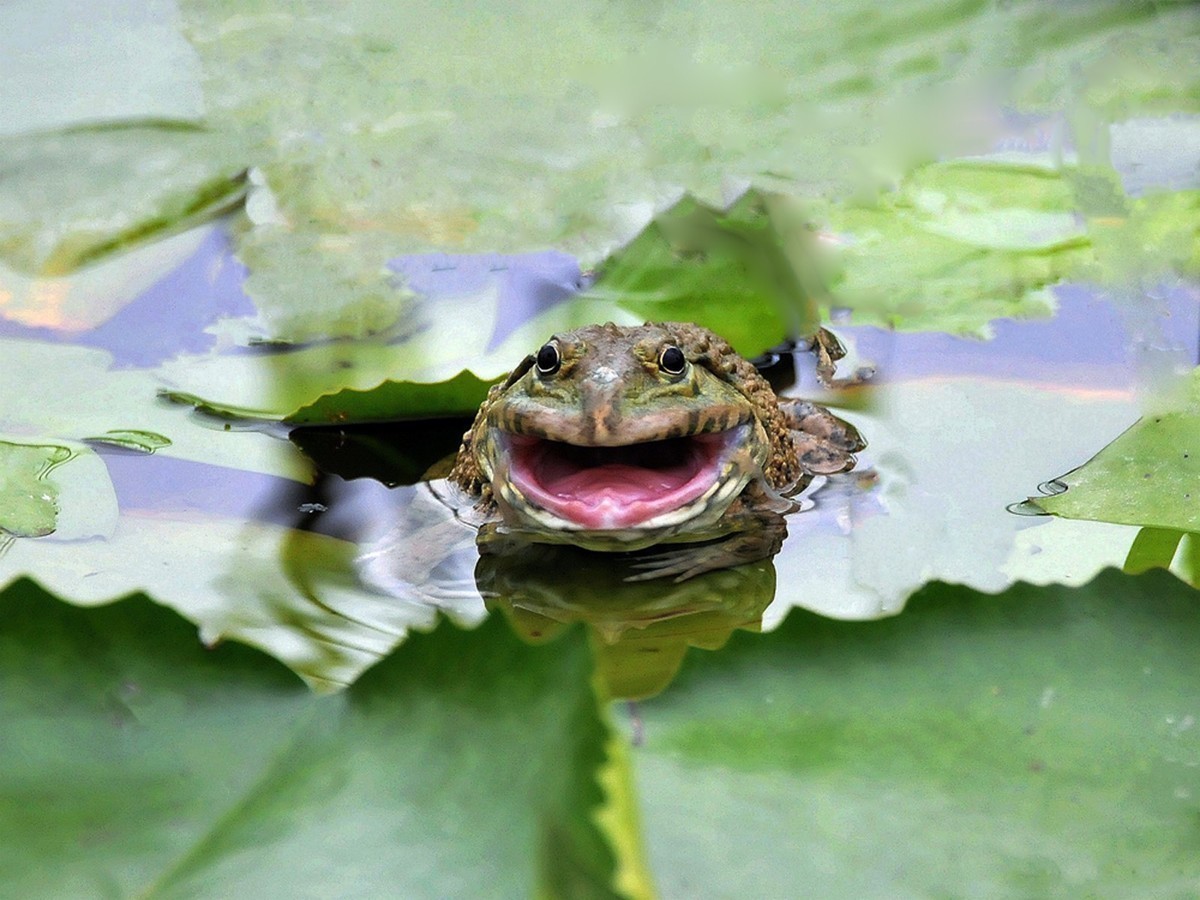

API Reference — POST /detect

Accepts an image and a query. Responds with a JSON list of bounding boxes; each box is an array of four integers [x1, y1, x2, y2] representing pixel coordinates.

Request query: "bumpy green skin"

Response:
[[449, 321, 861, 515]]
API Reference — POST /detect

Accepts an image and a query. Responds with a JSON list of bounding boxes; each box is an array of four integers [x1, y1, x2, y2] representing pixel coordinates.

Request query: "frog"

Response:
[[448, 321, 865, 580]]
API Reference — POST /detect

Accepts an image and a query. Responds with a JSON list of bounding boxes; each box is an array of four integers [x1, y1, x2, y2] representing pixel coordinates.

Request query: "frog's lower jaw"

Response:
[[494, 424, 759, 533]]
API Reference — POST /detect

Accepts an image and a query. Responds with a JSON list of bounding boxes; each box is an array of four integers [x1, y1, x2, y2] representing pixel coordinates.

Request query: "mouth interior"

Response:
[[505, 429, 740, 530]]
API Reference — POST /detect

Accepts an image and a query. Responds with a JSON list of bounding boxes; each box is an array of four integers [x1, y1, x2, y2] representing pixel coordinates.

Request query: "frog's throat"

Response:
[[490, 423, 764, 532]]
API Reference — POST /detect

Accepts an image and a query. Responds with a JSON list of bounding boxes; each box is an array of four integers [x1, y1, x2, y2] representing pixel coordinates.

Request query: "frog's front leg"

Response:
[[779, 397, 865, 477]]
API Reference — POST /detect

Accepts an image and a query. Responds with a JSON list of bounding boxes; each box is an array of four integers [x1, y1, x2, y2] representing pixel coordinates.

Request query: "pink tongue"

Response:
[[538, 458, 696, 502], [508, 438, 722, 530]]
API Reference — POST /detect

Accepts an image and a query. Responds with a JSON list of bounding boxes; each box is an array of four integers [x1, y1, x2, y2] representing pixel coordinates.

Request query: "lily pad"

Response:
[[1, 489, 468, 690], [581, 190, 820, 352], [0, 0, 205, 137], [0, 226, 215, 333], [0, 437, 118, 543], [0, 577, 633, 898], [816, 159, 1095, 335], [1029, 368, 1200, 533], [631, 569, 1200, 897], [0, 439, 72, 538]]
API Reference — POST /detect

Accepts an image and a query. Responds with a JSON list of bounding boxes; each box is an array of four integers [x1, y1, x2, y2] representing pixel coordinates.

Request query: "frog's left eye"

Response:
[[536, 341, 561, 375], [659, 345, 687, 375]]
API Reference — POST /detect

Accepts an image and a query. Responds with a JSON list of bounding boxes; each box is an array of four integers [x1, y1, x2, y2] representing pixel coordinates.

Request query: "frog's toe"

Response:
[[795, 434, 858, 475], [625, 549, 707, 582]]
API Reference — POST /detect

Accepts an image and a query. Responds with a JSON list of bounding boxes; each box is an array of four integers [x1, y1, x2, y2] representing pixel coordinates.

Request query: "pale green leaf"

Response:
[[0, 436, 117, 542], [1031, 368, 1200, 533]]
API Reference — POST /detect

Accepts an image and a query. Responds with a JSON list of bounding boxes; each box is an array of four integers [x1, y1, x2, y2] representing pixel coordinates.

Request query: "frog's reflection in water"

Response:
[[475, 541, 776, 699]]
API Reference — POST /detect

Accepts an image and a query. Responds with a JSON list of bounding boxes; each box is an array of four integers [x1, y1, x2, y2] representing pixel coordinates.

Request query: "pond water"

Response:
[[5, 3, 1200, 893], [4, 222, 1196, 694]]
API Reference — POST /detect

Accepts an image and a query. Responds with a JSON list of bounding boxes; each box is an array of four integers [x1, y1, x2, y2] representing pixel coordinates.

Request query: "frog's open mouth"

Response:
[[501, 426, 749, 530]]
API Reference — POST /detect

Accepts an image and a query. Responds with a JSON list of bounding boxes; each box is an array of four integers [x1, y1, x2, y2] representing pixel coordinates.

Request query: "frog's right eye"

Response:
[[536, 341, 561, 375]]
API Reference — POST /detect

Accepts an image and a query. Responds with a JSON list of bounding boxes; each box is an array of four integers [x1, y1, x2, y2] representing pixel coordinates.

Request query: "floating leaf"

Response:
[[631, 570, 1200, 897], [582, 190, 820, 352], [816, 159, 1095, 335], [0, 226, 215, 333], [0, 0, 205, 137], [0, 437, 117, 543], [2, 495, 466, 690], [0, 439, 72, 538], [0, 578, 632, 898], [1029, 368, 1200, 533], [5, 2, 1197, 341], [82, 429, 172, 454]]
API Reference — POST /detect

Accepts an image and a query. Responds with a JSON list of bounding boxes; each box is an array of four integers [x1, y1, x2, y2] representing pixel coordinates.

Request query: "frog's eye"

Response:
[[535, 341, 561, 375], [659, 345, 687, 375]]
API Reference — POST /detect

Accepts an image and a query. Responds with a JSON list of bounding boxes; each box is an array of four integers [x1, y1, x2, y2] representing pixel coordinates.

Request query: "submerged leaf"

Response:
[[632, 570, 1200, 897], [0, 579, 630, 898], [1030, 367, 1200, 533], [0, 339, 312, 482]]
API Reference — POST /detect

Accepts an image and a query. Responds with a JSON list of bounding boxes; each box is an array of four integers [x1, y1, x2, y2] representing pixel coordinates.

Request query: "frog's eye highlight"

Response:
[[659, 345, 687, 375], [536, 341, 561, 375]]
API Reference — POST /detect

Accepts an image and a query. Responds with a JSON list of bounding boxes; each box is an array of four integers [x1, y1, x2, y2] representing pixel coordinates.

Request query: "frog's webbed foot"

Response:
[[779, 397, 865, 476], [625, 512, 786, 582]]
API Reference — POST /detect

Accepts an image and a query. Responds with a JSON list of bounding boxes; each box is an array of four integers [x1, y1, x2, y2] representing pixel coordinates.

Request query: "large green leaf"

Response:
[[631, 569, 1200, 897], [582, 190, 821, 349], [0, 578, 634, 898], [1030, 367, 1200, 533]]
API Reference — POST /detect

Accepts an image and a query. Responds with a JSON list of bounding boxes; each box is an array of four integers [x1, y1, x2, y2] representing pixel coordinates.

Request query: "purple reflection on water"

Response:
[[0, 227, 256, 368], [5, 222, 1195, 393], [388, 251, 585, 351], [99, 448, 397, 544], [79, 228, 255, 368], [843, 282, 1200, 390]]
